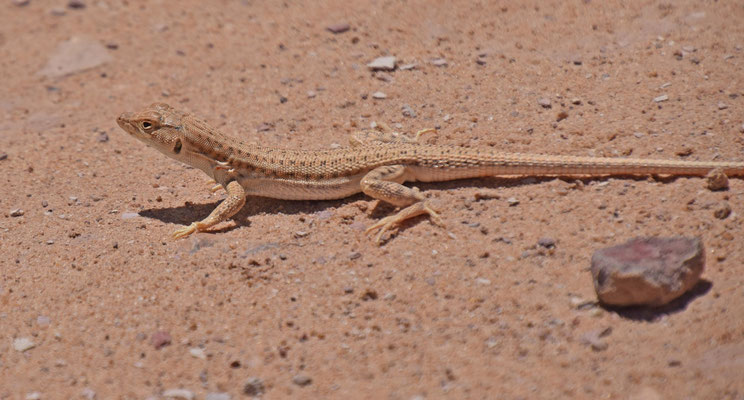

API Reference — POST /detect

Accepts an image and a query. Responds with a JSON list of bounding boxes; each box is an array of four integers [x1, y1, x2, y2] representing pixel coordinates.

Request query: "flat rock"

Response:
[[326, 23, 350, 34], [38, 36, 112, 78], [367, 56, 396, 71], [590, 237, 704, 306]]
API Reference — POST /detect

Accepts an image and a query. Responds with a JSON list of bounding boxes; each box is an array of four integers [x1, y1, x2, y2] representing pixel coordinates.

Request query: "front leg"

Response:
[[361, 165, 444, 244], [172, 180, 246, 239]]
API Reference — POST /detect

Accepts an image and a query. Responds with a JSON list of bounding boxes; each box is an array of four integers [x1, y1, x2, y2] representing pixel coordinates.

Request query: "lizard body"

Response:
[[117, 103, 744, 242]]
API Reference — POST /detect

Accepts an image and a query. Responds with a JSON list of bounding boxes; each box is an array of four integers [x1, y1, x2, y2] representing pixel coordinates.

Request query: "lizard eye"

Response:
[[142, 121, 153, 131]]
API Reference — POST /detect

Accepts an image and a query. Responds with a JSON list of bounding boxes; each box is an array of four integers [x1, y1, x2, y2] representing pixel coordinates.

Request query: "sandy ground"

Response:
[[1, 0, 743, 399]]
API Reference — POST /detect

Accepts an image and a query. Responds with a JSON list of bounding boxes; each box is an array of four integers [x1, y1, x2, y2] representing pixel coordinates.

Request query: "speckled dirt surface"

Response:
[[1, 1, 743, 399]]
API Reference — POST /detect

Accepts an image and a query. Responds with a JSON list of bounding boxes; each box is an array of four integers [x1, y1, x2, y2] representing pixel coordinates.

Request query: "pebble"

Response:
[[326, 23, 350, 34], [49, 7, 66, 16], [653, 94, 669, 103], [25, 393, 41, 400], [10, 209, 24, 217], [570, 98, 582, 105], [713, 202, 732, 219], [591, 237, 704, 306], [13, 337, 36, 352], [121, 212, 139, 219], [537, 237, 556, 249], [740, 123, 744, 133], [0, 152, 7, 161], [150, 331, 172, 349], [580, 329, 610, 352], [430, 58, 448, 67], [12, 0, 29, 6], [39, 36, 112, 78], [401, 104, 416, 118], [706, 168, 729, 191], [96, 131, 109, 142], [67, 0, 85, 9], [537, 98, 551, 108], [189, 347, 206, 360], [292, 374, 313, 387], [36, 315, 51, 326], [506, 197, 520, 206], [243, 377, 265, 396], [367, 56, 396, 71], [306, 90, 316, 98], [205, 393, 231, 400], [80, 388, 96, 400], [371, 91, 387, 99], [256, 122, 273, 132], [399, 63, 418, 70], [717, 102, 728, 110], [163, 389, 194, 400]]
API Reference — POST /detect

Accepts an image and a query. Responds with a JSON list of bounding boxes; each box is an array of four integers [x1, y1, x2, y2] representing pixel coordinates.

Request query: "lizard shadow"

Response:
[[138, 174, 700, 234], [138, 194, 369, 232]]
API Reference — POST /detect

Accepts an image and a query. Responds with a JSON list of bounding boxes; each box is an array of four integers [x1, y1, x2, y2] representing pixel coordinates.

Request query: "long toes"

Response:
[[423, 204, 445, 227], [365, 218, 398, 244], [172, 224, 197, 239], [365, 218, 392, 235]]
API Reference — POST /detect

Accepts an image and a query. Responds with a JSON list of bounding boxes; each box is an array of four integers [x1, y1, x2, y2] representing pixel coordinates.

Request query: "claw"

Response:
[[365, 201, 444, 244], [172, 222, 199, 239], [414, 128, 436, 142]]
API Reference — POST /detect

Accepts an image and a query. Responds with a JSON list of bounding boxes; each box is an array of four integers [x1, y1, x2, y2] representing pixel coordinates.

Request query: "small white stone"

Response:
[[653, 94, 669, 102], [163, 389, 194, 400], [371, 91, 387, 99], [367, 56, 396, 71], [14, 337, 36, 352], [430, 58, 447, 67], [205, 393, 231, 400], [189, 347, 206, 360]]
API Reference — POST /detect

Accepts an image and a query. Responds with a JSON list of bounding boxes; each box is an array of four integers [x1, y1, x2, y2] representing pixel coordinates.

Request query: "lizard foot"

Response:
[[366, 201, 444, 244], [172, 222, 205, 239]]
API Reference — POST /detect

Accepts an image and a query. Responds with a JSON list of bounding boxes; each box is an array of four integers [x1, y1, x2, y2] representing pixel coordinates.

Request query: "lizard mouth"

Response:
[[116, 113, 135, 132], [116, 112, 150, 141]]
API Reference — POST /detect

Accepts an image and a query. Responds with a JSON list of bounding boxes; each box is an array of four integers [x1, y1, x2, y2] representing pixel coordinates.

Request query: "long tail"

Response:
[[411, 147, 744, 181]]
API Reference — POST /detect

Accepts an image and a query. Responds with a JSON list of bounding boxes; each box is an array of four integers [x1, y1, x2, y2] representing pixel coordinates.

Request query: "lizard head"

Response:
[[117, 103, 189, 160]]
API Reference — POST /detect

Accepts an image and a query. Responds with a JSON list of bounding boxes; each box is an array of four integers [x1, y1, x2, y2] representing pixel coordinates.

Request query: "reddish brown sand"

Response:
[[1, 1, 743, 398]]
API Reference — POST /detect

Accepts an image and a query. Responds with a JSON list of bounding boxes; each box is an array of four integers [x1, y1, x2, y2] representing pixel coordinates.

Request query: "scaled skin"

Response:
[[117, 103, 744, 243]]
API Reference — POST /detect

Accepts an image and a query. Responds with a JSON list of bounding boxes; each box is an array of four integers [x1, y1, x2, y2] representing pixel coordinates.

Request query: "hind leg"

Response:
[[360, 165, 444, 244]]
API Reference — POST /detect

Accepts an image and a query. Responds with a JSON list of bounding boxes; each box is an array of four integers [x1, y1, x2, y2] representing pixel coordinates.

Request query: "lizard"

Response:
[[116, 102, 744, 244]]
